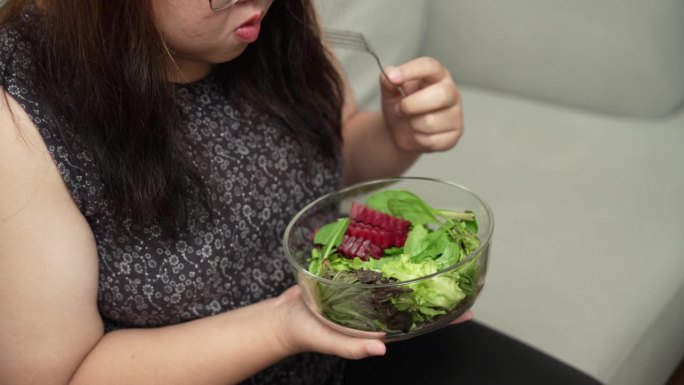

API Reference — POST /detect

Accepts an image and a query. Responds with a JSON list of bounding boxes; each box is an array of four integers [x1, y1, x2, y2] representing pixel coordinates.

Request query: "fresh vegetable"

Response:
[[307, 189, 481, 333]]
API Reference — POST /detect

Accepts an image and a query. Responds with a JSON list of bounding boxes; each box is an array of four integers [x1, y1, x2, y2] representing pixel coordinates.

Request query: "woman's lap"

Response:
[[343, 321, 602, 385]]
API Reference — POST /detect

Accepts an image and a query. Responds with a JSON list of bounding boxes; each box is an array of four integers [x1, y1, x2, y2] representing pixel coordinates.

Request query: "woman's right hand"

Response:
[[271, 286, 387, 359]]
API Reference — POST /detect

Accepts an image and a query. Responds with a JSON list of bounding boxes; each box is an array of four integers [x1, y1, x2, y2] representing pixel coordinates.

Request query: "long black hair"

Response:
[[0, 0, 345, 227]]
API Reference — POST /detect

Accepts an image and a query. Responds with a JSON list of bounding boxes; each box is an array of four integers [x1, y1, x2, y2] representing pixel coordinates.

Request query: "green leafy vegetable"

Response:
[[308, 218, 350, 276], [403, 224, 430, 257], [438, 209, 476, 222], [316, 269, 413, 332], [313, 218, 350, 250], [434, 241, 462, 270], [307, 189, 483, 334], [383, 247, 404, 256], [308, 248, 323, 276], [367, 190, 440, 225], [317, 218, 349, 256], [379, 255, 466, 319]]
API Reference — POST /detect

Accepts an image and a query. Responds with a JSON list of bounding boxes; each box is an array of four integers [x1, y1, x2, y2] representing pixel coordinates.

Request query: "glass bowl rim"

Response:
[[282, 176, 495, 288]]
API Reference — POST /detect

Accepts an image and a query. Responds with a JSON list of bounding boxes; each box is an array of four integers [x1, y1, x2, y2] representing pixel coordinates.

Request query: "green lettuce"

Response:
[[379, 254, 466, 319]]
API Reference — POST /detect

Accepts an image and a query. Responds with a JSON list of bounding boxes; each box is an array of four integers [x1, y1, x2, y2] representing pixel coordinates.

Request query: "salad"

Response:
[[307, 189, 481, 333]]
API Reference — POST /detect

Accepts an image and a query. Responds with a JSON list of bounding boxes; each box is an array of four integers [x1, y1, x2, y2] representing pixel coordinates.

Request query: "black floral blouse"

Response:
[[1, 5, 346, 384]]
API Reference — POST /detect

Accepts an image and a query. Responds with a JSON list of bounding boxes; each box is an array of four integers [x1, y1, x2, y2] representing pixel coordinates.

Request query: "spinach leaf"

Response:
[[313, 218, 350, 259], [387, 198, 440, 225], [367, 190, 439, 224], [309, 218, 350, 276], [313, 218, 350, 246], [366, 190, 419, 213]]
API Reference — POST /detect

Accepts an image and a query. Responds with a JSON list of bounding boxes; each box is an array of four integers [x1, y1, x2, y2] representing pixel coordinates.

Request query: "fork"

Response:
[[324, 28, 406, 96]]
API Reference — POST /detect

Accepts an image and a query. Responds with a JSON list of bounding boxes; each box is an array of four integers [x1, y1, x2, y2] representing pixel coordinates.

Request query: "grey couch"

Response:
[[317, 1, 684, 384]]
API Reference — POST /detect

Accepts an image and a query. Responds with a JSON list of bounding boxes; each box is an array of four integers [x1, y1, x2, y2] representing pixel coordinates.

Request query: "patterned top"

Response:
[[1, 6, 345, 385]]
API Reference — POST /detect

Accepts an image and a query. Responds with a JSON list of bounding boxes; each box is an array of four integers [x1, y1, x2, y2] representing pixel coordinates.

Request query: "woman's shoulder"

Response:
[[1, 8, 99, 217]]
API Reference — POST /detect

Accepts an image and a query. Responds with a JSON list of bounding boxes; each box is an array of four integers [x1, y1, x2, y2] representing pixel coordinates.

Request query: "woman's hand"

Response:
[[380, 57, 464, 153], [452, 310, 474, 325], [271, 286, 474, 359], [271, 286, 387, 359]]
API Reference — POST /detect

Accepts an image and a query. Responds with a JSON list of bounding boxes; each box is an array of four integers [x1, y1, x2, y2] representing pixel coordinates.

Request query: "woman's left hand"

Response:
[[380, 57, 464, 153], [451, 310, 474, 326]]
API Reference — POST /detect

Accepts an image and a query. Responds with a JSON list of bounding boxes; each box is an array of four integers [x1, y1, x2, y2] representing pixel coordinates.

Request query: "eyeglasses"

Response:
[[209, 0, 239, 12]]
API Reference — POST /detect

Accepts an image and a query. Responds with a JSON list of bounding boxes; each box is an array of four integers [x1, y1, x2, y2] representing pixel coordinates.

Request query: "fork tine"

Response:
[[324, 29, 370, 47], [325, 41, 370, 51], [324, 29, 376, 57], [323, 28, 406, 96], [323, 35, 363, 45], [326, 33, 366, 44], [325, 39, 367, 50], [324, 28, 365, 39]]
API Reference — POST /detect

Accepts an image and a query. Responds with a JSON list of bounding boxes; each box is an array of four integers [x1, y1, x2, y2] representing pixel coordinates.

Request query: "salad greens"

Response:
[[308, 189, 481, 333]]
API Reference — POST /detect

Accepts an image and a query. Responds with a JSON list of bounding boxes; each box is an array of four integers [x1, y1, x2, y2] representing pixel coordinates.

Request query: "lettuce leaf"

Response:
[[316, 269, 414, 332], [379, 255, 466, 318]]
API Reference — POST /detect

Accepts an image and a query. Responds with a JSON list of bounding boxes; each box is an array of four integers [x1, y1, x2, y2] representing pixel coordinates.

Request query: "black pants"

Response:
[[343, 321, 602, 385]]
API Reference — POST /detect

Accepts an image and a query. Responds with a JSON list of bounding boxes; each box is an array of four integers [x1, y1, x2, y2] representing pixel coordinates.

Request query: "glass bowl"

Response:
[[282, 177, 494, 340]]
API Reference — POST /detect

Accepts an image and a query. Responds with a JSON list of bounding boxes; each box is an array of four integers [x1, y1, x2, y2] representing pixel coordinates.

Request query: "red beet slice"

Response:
[[349, 202, 410, 233], [338, 235, 383, 260]]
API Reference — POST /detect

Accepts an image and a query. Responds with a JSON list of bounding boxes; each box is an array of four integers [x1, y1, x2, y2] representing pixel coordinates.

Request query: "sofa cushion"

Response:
[[407, 84, 684, 385]]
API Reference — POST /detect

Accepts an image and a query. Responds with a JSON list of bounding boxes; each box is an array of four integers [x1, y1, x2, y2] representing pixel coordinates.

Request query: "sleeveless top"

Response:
[[1, 6, 346, 385]]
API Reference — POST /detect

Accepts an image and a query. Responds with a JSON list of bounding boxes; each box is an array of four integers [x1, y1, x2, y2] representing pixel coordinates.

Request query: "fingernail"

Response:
[[394, 103, 403, 117], [367, 343, 386, 356], [388, 68, 402, 83]]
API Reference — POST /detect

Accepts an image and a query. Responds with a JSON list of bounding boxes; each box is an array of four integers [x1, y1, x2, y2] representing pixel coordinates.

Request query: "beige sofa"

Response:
[[317, 1, 684, 384]]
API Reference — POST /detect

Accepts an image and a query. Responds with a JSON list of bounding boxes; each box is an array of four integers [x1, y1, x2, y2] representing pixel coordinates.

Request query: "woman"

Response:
[[0, 0, 466, 384]]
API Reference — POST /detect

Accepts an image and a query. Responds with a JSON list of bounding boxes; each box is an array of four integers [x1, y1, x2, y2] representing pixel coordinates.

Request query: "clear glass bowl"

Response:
[[283, 177, 494, 340]]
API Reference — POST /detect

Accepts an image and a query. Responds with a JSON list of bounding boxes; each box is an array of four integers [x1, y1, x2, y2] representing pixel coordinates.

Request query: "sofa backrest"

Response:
[[315, 0, 430, 110], [423, 0, 684, 118], [318, 0, 684, 119]]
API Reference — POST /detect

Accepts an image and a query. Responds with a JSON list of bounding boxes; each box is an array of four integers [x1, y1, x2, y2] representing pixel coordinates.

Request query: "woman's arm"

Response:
[[0, 92, 385, 385], [340, 58, 464, 186], [341, 104, 420, 186]]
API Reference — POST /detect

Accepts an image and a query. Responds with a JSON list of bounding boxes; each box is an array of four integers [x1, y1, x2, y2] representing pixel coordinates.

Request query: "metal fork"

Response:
[[324, 28, 406, 96]]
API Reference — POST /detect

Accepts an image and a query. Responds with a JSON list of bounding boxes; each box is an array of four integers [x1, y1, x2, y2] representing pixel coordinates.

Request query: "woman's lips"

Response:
[[235, 15, 262, 43]]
